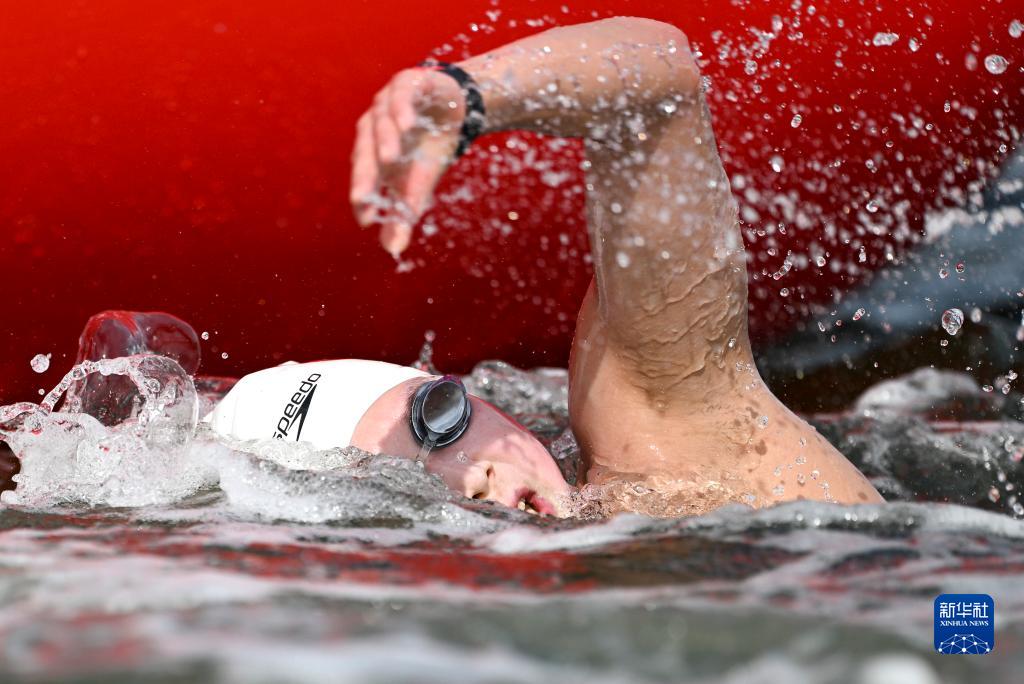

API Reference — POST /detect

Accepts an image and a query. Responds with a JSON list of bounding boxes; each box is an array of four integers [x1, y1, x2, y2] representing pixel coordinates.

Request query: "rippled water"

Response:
[[1, 359, 1022, 683]]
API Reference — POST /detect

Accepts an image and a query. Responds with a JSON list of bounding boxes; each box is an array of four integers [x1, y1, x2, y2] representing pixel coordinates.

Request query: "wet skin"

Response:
[[351, 17, 884, 513], [351, 378, 571, 515]]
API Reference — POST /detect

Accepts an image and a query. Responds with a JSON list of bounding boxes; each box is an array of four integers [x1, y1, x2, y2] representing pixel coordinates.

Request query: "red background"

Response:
[[1, 0, 1021, 402]]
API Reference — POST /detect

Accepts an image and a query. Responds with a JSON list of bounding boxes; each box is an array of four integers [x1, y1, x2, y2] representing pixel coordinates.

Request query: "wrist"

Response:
[[419, 60, 486, 157]]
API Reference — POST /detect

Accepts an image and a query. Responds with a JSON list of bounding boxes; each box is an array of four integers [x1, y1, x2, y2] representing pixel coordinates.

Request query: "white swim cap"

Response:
[[203, 359, 430, 449]]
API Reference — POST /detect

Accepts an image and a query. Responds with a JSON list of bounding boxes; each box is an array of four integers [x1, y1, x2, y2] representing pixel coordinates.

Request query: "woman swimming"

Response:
[[2, 17, 881, 515], [345, 16, 883, 512]]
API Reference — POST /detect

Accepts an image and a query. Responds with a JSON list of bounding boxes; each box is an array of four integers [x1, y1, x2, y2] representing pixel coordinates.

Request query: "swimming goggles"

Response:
[[409, 375, 472, 447]]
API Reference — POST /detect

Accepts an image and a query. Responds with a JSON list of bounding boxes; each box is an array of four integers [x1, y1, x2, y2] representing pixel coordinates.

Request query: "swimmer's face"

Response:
[[351, 377, 572, 516]]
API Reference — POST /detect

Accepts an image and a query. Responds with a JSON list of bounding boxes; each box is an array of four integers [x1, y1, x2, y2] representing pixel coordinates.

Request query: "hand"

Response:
[[350, 68, 466, 257]]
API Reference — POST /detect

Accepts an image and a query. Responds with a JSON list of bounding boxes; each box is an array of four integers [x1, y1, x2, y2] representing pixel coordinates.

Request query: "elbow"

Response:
[[598, 16, 691, 51], [597, 17, 698, 91]]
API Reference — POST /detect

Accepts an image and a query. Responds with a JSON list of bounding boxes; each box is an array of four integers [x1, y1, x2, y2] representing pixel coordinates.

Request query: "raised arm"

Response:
[[351, 17, 748, 404]]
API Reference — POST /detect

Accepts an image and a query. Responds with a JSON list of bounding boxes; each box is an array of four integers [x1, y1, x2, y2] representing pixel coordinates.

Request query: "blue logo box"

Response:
[[934, 594, 994, 654]]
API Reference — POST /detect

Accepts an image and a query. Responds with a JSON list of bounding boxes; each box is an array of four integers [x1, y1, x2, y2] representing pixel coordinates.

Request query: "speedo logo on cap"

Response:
[[273, 373, 321, 440]]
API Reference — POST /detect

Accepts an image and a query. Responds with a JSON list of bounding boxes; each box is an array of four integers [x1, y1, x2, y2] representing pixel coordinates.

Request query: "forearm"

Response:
[[458, 17, 699, 139]]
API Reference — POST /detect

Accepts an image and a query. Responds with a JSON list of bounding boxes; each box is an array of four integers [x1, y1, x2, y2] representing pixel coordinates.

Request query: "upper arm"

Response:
[[583, 95, 749, 402]]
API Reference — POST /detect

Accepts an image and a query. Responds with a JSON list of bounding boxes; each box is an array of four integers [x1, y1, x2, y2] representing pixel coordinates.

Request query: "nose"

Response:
[[424, 452, 497, 501], [463, 460, 495, 500]]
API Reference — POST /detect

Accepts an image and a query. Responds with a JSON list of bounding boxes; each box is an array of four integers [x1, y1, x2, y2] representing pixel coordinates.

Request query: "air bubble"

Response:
[[790, 114, 802, 128], [941, 308, 964, 336], [201, 331, 210, 340]]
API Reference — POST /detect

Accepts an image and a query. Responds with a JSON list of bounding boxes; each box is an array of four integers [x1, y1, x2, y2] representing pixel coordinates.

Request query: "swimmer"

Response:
[[3, 18, 880, 514], [346, 16, 883, 511]]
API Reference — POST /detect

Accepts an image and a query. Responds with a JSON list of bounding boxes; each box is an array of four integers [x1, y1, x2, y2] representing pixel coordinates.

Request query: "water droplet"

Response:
[[221, 352, 230, 360], [939, 268, 949, 279], [796, 473, 806, 485], [610, 202, 623, 214], [872, 32, 899, 47], [941, 308, 964, 335], [772, 484, 785, 496], [908, 37, 920, 52], [790, 114, 802, 128], [615, 251, 631, 268], [982, 384, 994, 393], [989, 486, 1001, 502], [940, 339, 949, 347], [853, 308, 866, 321], [769, 155, 784, 173], [779, 287, 790, 297], [866, 199, 879, 213], [810, 469, 820, 480], [1011, 20, 1024, 39], [795, 455, 807, 465], [815, 255, 826, 267], [984, 54, 1009, 74], [661, 100, 678, 115], [30, 353, 51, 373], [955, 262, 965, 274], [773, 466, 782, 477], [201, 331, 210, 340], [757, 415, 769, 429], [744, 60, 757, 75]]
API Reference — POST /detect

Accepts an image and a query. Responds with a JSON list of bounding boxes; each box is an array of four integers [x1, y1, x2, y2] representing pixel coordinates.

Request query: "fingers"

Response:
[[379, 221, 412, 258], [372, 87, 402, 165], [402, 145, 446, 220], [349, 69, 457, 255], [350, 112, 378, 226]]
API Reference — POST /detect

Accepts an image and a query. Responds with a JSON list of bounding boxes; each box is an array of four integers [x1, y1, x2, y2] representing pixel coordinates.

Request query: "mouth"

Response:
[[513, 488, 557, 517]]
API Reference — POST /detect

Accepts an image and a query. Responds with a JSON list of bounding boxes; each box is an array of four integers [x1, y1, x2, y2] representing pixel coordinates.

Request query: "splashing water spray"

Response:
[[0, 355, 207, 507]]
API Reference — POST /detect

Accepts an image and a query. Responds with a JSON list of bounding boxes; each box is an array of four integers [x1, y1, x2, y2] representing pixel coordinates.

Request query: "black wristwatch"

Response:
[[419, 60, 487, 158]]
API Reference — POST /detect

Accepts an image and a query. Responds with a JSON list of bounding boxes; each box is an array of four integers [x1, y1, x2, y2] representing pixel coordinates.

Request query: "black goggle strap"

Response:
[[410, 375, 472, 448]]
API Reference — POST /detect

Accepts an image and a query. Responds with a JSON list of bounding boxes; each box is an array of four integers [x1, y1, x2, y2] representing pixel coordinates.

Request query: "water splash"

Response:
[[871, 32, 899, 47], [29, 354, 50, 374], [941, 308, 964, 335], [984, 54, 1009, 75], [0, 355, 205, 507]]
